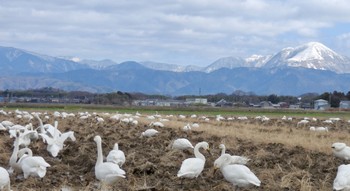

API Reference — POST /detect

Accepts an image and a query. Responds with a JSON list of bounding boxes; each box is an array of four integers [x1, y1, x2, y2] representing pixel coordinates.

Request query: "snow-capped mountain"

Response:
[[264, 42, 350, 73], [140, 61, 202, 72], [203, 57, 246, 73], [245, 54, 272, 67]]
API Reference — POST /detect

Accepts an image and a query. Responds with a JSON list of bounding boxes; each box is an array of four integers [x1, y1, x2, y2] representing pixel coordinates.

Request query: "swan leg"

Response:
[[234, 185, 240, 191], [7, 182, 11, 191]]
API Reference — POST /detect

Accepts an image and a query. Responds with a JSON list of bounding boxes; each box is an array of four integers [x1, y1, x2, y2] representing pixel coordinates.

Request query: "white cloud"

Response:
[[1, 0, 350, 66]]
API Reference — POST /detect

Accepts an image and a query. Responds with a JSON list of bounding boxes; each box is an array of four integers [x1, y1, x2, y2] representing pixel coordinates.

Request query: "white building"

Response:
[[339, 100, 350, 109], [314, 99, 329, 110]]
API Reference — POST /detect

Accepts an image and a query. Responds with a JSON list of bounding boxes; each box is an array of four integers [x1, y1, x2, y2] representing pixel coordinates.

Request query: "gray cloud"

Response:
[[1, 0, 350, 66]]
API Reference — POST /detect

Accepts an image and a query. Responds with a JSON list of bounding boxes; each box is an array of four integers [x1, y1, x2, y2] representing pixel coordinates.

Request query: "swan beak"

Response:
[[206, 148, 212, 156]]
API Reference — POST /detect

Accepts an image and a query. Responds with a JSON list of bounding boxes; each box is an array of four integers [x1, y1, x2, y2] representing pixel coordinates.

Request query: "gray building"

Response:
[[339, 100, 350, 109], [314, 99, 329, 110]]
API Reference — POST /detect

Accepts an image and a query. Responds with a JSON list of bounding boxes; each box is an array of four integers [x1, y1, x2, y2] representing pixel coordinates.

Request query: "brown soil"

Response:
[[0, 113, 345, 191]]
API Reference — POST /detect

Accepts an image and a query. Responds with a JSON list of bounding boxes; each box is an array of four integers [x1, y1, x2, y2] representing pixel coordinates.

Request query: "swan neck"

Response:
[[220, 145, 226, 155], [10, 137, 20, 166], [194, 143, 205, 161], [96, 139, 103, 166]]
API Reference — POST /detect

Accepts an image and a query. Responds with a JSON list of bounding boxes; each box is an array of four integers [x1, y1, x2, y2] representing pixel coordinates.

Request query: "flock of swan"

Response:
[[0, 109, 349, 190]]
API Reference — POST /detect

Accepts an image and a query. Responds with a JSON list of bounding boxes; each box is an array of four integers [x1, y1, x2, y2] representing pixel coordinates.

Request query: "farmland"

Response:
[[0, 106, 349, 190]]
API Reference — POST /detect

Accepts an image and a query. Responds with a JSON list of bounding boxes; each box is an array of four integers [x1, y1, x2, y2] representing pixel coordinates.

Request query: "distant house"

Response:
[[215, 99, 233, 107], [185, 98, 207, 105], [314, 99, 329, 110], [259, 101, 274, 108], [278, 102, 290, 108], [339, 100, 350, 109]]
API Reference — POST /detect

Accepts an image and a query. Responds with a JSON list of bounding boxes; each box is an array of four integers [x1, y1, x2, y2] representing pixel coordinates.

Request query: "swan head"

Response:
[[219, 144, 225, 149], [94, 135, 102, 143], [332, 142, 346, 151], [213, 154, 232, 175], [197, 141, 210, 155], [214, 154, 231, 169]]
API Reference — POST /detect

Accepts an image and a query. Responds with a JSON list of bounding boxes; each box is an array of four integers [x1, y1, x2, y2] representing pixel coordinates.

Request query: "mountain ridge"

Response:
[[1, 42, 350, 95]]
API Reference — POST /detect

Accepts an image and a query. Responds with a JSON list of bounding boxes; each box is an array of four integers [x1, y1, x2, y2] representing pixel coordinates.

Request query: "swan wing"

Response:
[[0, 167, 10, 189], [172, 139, 193, 149], [96, 162, 126, 181], [222, 164, 261, 187], [39, 133, 55, 145], [230, 155, 250, 165], [106, 150, 126, 166], [177, 158, 204, 178]]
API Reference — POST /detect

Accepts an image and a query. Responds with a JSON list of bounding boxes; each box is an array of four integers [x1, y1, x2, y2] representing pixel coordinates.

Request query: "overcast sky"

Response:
[[1, 0, 350, 66]]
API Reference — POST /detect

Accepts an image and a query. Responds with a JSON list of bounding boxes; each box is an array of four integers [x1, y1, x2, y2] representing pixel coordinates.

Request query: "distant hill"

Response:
[[0, 46, 88, 75]]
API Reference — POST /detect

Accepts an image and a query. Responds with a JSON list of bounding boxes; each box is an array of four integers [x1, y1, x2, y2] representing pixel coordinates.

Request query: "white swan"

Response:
[[0, 166, 10, 191], [106, 143, 126, 167], [39, 131, 76, 157], [17, 147, 50, 179], [214, 154, 261, 190], [172, 138, 194, 150], [182, 124, 191, 131], [177, 141, 209, 179], [332, 143, 350, 160], [94, 135, 126, 184], [141, 129, 159, 137], [333, 164, 350, 191], [219, 144, 250, 165]]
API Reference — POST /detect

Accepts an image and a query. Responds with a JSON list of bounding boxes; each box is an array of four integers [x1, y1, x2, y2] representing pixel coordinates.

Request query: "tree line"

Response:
[[1, 87, 349, 107]]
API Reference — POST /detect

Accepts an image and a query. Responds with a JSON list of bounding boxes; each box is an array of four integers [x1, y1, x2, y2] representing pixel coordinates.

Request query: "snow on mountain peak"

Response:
[[288, 42, 339, 62], [264, 41, 350, 73]]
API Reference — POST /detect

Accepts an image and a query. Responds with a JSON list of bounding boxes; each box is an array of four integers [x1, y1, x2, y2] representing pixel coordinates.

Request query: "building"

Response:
[[339, 100, 350, 109], [185, 98, 208, 105], [314, 99, 329, 110], [215, 99, 233, 107]]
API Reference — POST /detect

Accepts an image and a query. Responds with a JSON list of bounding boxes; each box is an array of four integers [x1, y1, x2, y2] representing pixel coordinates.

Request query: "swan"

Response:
[[94, 135, 126, 184], [106, 143, 126, 167], [214, 154, 261, 190], [309, 126, 328, 132], [177, 141, 210, 179], [0, 166, 10, 191], [182, 124, 191, 131], [219, 144, 250, 165], [17, 147, 50, 179], [297, 119, 309, 127], [333, 164, 350, 191], [172, 138, 194, 150], [39, 131, 76, 157], [332, 143, 350, 160], [141, 129, 159, 137], [149, 121, 164, 128]]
